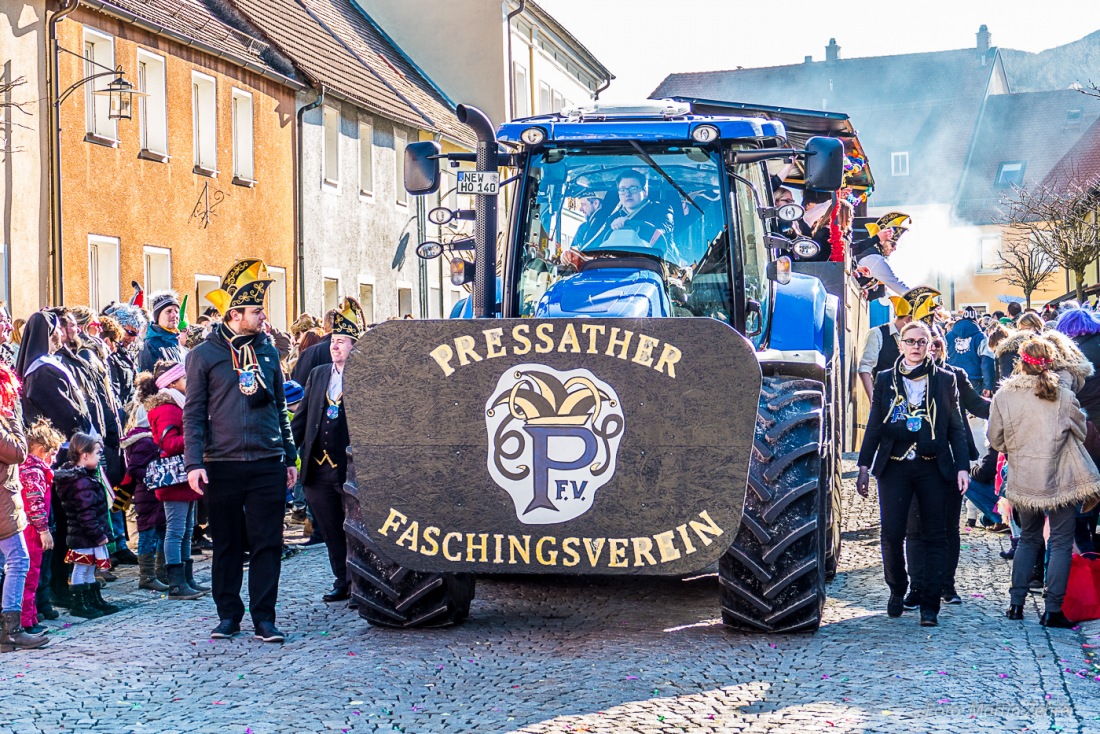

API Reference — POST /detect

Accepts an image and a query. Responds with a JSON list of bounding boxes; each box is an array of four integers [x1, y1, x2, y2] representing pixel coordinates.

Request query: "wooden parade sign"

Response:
[[344, 318, 762, 575]]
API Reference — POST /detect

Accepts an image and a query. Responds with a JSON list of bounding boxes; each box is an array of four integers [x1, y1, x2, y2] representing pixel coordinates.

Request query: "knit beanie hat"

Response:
[[283, 380, 304, 406], [149, 291, 180, 326]]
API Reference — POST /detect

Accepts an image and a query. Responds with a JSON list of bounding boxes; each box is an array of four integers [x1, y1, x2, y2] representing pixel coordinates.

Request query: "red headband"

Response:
[[1020, 352, 1053, 368]]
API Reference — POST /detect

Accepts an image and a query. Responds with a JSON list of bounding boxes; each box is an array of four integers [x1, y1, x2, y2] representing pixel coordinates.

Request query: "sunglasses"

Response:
[[901, 338, 928, 347]]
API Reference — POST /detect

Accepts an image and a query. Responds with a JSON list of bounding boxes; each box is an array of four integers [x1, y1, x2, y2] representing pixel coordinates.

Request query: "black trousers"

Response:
[[304, 483, 347, 590], [905, 485, 963, 595], [877, 459, 952, 612], [206, 459, 286, 626]]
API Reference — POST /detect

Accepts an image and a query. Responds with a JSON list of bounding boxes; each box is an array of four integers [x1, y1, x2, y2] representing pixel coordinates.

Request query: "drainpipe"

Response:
[[505, 0, 526, 121], [594, 75, 612, 101], [296, 87, 324, 314], [46, 0, 80, 306]]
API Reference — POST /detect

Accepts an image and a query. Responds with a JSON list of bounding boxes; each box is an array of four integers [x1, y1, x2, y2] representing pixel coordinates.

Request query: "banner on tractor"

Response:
[[344, 318, 762, 575]]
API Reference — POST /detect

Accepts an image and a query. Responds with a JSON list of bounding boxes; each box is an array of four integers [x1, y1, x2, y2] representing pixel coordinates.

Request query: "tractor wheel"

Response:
[[822, 353, 843, 582], [720, 376, 827, 633], [340, 463, 475, 628]]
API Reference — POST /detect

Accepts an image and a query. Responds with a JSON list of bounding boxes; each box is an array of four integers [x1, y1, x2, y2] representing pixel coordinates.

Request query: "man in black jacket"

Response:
[[184, 260, 297, 643], [291, 297, 363, 602]]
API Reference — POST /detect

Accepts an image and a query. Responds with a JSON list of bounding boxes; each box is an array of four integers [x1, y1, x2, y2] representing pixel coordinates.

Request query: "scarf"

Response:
[[883, 356, 941, 457], [219, 322, 268, 392], [161, 387, 186, 410]]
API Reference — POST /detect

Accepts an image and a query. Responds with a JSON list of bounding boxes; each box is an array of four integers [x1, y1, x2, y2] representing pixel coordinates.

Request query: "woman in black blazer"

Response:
[[856, 320, 971, 627]]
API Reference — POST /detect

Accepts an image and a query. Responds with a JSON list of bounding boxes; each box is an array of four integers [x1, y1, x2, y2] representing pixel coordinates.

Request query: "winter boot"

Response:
[[111, 547, 138, 566], [0, 611, 49, 652], [88, 583, 120, 615], [37, 587, 59, 620], [48, 584, 73, 609], [155, 550, 168, 585], [138, 554, 169, 592], [166, 564, 203, 600], [184, 560, 210, 593], [67, 585, 103, 620]]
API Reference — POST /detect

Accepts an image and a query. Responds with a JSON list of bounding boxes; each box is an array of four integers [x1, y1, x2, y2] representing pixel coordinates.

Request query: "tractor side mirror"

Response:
[[803, 136, 844, 192], [405, 141, 442, 195]]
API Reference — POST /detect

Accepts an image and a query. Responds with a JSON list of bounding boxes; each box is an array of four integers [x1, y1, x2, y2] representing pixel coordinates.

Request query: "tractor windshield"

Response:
[[513, 144, 732, 320]]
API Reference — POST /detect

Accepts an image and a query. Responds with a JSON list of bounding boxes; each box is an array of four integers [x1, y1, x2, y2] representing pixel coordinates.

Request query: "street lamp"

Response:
[[92, 72, 144, 121]]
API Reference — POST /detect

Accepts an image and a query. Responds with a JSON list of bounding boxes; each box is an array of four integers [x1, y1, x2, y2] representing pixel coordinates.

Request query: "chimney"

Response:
[[804, 55, 813, 64], [976, 24, 991, 55], [825, 38, 840, 64]]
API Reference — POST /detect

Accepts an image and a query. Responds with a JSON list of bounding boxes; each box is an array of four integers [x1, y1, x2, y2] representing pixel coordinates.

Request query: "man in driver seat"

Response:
[[562, 170, 674, 269]]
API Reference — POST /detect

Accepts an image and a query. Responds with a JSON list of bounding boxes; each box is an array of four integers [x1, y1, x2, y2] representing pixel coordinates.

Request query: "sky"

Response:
[[537, 0, 1099, 101]]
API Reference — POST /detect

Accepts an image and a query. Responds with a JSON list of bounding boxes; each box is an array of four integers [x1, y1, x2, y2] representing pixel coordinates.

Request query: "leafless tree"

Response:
[[1, 75, 31, 158], [995, 235, 1058, 309], [1001, 175, 1100, 303]]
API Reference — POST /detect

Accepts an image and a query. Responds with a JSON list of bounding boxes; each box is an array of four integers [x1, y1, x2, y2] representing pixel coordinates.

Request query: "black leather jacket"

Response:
[[182, 330, 296, 471]]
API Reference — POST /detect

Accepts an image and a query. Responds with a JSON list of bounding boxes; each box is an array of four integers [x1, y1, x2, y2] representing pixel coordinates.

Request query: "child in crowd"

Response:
[[19, 418, 63, 635], [0, 365, 46, 652], [120, 389, 167, 592], [54, 432, 119, 618], [141, 360, 205, 599]]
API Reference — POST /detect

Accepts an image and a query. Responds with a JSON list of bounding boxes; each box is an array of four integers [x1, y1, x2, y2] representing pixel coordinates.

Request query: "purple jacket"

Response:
[[122, 426, 164, 533], [54, 463, 110, 549]]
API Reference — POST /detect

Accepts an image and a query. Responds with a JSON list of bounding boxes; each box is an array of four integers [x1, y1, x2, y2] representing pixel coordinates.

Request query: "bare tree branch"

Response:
[[999, 168, 1100, 303], [1, 76, 32, 157], [995, 235, 1058, 309]]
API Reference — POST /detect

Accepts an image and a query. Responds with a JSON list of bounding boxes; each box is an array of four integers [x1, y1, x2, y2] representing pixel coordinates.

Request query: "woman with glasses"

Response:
[[856, 320, 971, 627]]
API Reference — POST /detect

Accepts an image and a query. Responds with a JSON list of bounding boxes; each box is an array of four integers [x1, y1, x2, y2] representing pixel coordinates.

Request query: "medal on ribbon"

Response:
[[906, 416, 921, 433], [239, 369, 258, 395], [326, 403, 340, 420]]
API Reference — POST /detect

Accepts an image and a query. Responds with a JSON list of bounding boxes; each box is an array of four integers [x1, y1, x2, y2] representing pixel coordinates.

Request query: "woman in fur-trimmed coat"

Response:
[[989, 336, 1100, 627]]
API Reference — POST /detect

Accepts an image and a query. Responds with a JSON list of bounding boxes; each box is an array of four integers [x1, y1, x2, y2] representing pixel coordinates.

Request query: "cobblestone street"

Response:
[[3, 459, 1100, 734]]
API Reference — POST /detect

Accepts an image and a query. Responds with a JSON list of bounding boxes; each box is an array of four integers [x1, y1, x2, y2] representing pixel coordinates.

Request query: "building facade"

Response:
[[361, 0, 612, 124], [52, 0, 301, 327], [226, 0, 476, 321], [1, 0, 49, 315]]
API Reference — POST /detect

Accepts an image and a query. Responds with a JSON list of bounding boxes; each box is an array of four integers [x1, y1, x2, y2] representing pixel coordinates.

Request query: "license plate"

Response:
[[458, 171, 499, 195]]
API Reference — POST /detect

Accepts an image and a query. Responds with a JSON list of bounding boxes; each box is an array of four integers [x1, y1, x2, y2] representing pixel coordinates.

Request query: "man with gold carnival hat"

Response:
[[291, 297, 365, 603], [858, 286, 941, 401], [183, 259, 297, 643], [853, 212, 913, 299]]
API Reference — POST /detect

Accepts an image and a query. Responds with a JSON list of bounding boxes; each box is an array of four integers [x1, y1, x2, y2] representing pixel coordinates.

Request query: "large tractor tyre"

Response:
[[339, 463, 475, 628], [720, 376, 827, 633], [822, 352, 843, 582]]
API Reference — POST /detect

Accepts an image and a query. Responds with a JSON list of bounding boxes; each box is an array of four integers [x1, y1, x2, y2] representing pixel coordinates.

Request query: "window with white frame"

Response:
[[323, 105, 340, 185], [195, 275, 220, 319], [137, 50, 167, 156], [192, 72, 217, 171], [88, 235, 120, 313], [359, 118, 373, 194], [323, 275, 340, 312], [539, 82, 551, 115], [232, 89, 254, 180], [978, 234, 1002, 273], [143, 246, 171, 293], [83, 28, 116, 141], [891, 152, 909, 177], [996, 161, 1026, 188], [395, 128, 407, 205], [358, 282, 375, 325], [267, 266, 287, 330], [397, 286, 413, 318], [512, 63, 529, 118], [551, 90, 563, 115]]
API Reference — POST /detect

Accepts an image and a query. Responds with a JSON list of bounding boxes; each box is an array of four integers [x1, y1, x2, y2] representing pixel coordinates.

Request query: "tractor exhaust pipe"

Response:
[[455, 104, 498, 319]]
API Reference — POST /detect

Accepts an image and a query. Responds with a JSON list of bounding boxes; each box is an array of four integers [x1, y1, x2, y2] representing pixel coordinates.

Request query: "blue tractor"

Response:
[[341, 100, 869, 633]]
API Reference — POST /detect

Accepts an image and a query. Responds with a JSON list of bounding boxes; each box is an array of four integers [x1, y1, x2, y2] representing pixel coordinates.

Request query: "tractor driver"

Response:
[[562, 170, 675, 270]]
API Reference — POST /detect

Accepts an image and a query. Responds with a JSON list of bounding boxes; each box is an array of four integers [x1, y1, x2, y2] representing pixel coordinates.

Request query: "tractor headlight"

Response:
[[691, 124, 719, 144], [792, 238, 820, 259], [521, 127, 546, 145]]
